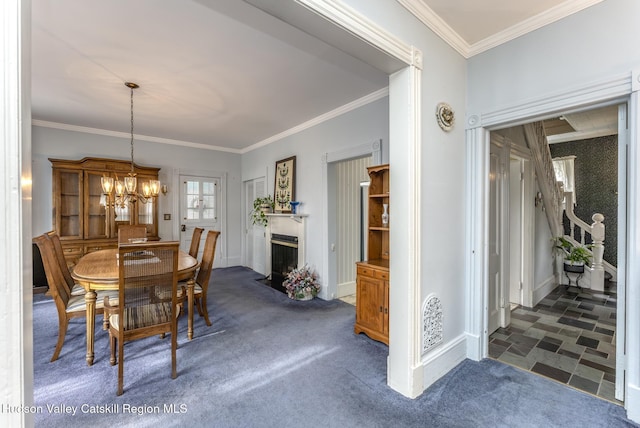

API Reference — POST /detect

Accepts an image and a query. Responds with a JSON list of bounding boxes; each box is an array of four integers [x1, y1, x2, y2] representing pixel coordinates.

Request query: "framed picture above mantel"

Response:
[[274, 156, 296, 213]]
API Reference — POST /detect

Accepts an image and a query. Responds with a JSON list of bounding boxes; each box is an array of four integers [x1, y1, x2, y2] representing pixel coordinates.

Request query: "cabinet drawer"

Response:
[[374, 270, 389, 280], [357, 266, 375, 277], [357, 265, 389, 280], [61, 245, 83, 256], [85, 244, 117, 254]]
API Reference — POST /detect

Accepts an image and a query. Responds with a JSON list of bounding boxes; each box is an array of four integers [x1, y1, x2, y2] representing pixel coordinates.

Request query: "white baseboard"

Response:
[[337, 280, 356, 298], [223, 256, 241, 268], [386, 355, 424, 399], [421, 334, 467, 389], [533, 275, 557, 306], [465, 332, 482, 361], [627, 383, 640, 423]]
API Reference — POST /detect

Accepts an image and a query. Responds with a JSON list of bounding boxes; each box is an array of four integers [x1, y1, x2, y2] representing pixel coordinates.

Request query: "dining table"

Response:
[[71, 248, 199, 366]]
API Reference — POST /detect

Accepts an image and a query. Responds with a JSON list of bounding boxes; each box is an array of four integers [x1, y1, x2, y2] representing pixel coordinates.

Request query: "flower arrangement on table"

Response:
[[283, 264, 320, 300]]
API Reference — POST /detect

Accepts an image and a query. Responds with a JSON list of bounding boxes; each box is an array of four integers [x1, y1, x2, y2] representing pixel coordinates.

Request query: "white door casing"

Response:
[[488, 141, 503, 334], [509, 158, 523, 307], [466, 73, 636, 416], [322, 141, 381, 300], [335, 155, 372, 299], [616, 102, 628, 401]]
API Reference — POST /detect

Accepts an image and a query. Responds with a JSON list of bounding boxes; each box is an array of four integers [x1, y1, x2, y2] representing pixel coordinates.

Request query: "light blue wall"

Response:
[[467, 0, 639, 295], [468, 0, 640, 114], [242, 96, 389, 285]]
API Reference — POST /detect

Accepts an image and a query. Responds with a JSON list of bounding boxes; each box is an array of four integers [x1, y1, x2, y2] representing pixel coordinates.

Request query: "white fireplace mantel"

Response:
[[266, 213, 308, 224]]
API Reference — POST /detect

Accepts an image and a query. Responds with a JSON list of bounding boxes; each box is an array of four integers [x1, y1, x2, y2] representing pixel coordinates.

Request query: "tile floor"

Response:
[[489, 283, 619, 404], [339, 294, 356, 306]]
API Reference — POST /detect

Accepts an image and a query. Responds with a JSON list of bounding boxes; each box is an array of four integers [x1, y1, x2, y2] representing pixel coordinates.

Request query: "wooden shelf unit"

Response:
[[50, 157, 160, 266], [354, 164, 390, 345]]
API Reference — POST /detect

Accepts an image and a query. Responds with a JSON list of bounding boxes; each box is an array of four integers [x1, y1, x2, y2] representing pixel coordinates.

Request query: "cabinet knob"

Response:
[[379, 306, 383, 312]]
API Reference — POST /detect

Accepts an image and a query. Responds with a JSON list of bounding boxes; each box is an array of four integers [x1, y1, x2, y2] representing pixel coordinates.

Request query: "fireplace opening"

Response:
[[271, 233, 298, 293]]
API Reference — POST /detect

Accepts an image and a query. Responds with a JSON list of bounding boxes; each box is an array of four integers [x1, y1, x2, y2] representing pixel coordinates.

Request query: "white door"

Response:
[[179, 175, 220, 261], [488, 142, 504, 334], [244, 177, 267, 275], [509, 158, 523, 307]]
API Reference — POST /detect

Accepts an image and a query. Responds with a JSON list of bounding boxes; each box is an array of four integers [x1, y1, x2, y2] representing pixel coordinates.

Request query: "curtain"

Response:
[[552, 156, 576, 206]]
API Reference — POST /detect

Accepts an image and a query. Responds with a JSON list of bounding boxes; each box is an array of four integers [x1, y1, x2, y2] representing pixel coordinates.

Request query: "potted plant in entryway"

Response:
[[250, 196, 275, 227], [553, 236, 593, 274]]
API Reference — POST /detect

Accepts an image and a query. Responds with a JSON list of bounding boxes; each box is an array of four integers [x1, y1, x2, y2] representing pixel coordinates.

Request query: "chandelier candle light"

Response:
[[101, 82, 161, 208]]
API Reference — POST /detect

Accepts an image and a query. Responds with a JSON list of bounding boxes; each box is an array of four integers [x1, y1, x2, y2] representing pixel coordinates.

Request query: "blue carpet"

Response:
[[33, 266, 637, 427]]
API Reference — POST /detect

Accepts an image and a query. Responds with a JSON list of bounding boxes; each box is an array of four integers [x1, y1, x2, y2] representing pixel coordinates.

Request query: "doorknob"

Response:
[[181, 224, 186, 232]]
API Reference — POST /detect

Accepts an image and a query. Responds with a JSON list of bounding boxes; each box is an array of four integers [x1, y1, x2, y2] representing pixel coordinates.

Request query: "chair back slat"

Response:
[[195, 230, 220, 288], [188, 227, 204, 258], [33, 234, 70, 306], [47, 231, 75, 295]]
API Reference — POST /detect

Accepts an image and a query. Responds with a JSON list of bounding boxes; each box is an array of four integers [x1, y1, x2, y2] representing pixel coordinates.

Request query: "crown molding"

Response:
[[299, 0, 415, 66], [31, 120, 242, 154], [468, 0, 604, 56], [396, 0, 470, 58], [241, 87, 389, 154], [397, 0, 604, 58]]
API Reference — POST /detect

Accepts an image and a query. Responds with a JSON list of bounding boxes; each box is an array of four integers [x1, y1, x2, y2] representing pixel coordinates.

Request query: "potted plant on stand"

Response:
[[553, 236, 593, 288], [250, 196, 275, 227], [283, 265, 320, 301]]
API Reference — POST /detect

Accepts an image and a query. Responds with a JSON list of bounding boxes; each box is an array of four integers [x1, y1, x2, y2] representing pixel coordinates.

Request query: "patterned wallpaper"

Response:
[[550, 135, 618, 266]]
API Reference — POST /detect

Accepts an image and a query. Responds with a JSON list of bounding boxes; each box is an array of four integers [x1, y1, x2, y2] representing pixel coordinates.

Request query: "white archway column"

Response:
[[464, 126, 490, 360], [387, 48, 423, 398], [1, 0, 33, 426]]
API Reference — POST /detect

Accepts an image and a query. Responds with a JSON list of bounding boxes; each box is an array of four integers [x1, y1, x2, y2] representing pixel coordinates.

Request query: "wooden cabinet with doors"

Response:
[[354, 164, 390, 345], [50, 157, 160, 266]]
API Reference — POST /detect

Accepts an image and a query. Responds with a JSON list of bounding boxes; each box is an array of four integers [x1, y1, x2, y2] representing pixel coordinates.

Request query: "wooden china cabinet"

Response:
[[50, 157, 160, 266], [354, 164, 389, 345]]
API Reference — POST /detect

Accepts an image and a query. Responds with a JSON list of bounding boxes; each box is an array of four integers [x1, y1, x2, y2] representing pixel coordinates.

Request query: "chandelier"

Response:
[[101, 82, 161, 207]]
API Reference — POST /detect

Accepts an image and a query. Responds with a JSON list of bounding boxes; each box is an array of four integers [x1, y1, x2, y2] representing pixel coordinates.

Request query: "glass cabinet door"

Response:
[[54, 169, 83, 239], [84, 171, 108, 239]]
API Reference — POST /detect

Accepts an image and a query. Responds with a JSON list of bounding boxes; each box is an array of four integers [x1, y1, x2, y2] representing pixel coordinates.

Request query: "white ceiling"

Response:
[[31, 0, 607, 153]]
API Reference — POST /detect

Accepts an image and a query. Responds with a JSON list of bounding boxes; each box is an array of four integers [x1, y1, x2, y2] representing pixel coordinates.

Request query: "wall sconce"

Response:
[[535, 191, 543, 207], [161, 184, 168, 195]]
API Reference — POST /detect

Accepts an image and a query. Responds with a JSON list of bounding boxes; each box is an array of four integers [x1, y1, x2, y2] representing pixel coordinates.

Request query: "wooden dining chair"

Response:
[[117, 225, 148, 244], [33, 234, 118, 362], [46, 231, 85, 296], [188, 227, 204, 258], [104, 241, 182, 395], [184, 230, 220, 327]]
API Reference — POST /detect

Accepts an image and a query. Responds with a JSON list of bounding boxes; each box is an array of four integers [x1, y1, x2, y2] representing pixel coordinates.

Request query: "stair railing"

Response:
[[524, 122, 564, 236], [564, 191, 615, 282]]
